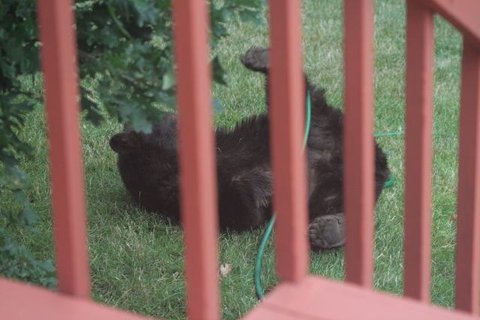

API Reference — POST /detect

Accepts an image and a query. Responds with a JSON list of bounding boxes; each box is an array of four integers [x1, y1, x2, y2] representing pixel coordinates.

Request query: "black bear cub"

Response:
[[110, 47, 390, 250]]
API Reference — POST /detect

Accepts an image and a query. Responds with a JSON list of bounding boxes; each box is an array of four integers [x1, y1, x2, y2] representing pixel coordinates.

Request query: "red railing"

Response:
[[343, 0, 375, 287], [38, 0, 91, 298], [269, 0, 309, 283], [404, 0, 435, 302], [172, 1, 220, 319], [1, 0, 480, 319], [456, 38, 480, 315]]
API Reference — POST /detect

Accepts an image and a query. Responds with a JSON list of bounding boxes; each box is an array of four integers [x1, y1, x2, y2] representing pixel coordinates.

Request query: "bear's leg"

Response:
[[308, 173, 345, 250]]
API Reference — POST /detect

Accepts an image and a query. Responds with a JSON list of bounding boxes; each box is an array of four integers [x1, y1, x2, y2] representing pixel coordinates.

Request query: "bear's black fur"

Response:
[[110, 47, 390, 249]]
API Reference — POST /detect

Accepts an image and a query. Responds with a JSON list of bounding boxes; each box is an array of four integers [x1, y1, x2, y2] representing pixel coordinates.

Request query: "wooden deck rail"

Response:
[[343, 0, 375, 287], [403, 0, 435, 302], [455, 40, 480, 314], [269, 0, 309, 283], [172, 1, 220, 320], [403, 0, 480, 314], [1, 0, 480, 319], [37, 0, 91, 298]]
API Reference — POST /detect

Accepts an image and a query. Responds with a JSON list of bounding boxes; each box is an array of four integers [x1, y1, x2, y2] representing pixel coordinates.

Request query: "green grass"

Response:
[[1, 0, 465, 319]]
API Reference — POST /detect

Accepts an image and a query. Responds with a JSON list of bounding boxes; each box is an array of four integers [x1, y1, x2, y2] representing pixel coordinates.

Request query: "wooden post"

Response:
[[37, 0, 91, 298], [172, 1, 219, 319], [403, 0, 434, 302], [344, 0, 375, 287], [455, 40, 480, 314], [269, 0, 309, 282]]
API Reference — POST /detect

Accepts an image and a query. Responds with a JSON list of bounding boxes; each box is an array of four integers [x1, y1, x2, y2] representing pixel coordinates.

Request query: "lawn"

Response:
[[1, 0, 464, 319]]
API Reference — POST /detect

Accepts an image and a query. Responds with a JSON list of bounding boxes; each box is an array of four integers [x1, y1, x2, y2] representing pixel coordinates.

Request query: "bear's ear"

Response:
[[109, 132, 135, 153]]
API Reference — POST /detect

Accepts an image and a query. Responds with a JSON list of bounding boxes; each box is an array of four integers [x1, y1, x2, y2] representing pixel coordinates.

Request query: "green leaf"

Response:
[[19, 206, 37, 227], [212, 56, 227, 86], [239, 8, 263, 24], [161, 68, 176, 90]]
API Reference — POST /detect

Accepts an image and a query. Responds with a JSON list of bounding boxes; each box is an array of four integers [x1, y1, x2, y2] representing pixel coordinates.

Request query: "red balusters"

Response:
[[172, 1, 220, 319], [403, 0, 434, 302], [269, 0, 309, 282], [344, 0, 375, 287], [455, 40, 480, 314], [37, 0, 91, 298]]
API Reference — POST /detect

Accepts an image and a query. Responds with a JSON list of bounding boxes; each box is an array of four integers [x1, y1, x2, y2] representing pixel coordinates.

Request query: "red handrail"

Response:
[[424, 0, 480, 47]]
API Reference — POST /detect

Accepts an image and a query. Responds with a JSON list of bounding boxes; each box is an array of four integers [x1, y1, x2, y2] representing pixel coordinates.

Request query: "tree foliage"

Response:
[[0, 0, 264, 286]]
